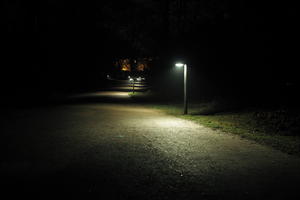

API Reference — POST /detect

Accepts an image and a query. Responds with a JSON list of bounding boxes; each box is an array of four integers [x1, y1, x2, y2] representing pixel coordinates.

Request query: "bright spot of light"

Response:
[[70, 91, 130, 99], [175, 63, 184, 67], [96, 91, 129, 97], [154, 118, 191, 128]]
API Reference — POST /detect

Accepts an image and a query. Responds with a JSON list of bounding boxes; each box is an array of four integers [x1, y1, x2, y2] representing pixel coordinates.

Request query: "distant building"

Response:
[[114, 57, 154, 72], [111, 57, 155, 80], [118, 59, 131, 71]]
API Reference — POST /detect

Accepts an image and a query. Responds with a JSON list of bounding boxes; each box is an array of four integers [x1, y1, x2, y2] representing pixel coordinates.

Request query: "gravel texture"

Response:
[[1, 92, 300, 199]]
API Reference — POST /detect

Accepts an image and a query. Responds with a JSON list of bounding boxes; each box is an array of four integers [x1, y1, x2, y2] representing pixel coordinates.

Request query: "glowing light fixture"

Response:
[[175, 63, 185, 67]]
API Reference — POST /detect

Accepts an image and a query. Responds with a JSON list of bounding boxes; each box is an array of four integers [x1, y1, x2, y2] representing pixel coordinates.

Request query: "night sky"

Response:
[[1, 0, 299, 105]]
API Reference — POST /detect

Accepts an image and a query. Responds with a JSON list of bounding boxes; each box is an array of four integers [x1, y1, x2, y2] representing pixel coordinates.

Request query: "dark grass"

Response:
[[130, 91, 300, 156]]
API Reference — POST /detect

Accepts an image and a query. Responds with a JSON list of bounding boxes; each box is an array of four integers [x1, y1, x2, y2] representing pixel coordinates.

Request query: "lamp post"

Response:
[[129, 78, 135, 93], [175, 63, 188, 114]]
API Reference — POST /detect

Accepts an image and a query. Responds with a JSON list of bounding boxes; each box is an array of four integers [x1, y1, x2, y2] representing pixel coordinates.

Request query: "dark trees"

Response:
[[1, 0, 298, 104]]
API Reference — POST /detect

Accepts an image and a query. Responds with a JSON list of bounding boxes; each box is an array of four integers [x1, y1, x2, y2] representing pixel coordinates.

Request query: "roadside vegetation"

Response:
[[130, 91, 300, 156]]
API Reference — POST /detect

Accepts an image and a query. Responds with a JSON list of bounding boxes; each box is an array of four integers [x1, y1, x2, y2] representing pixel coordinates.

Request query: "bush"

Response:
[[253, 109, 300, 136]]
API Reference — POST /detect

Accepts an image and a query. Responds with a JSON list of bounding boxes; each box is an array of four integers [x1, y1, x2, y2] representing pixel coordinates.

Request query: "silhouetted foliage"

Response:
[[1, 0, 299, 107]]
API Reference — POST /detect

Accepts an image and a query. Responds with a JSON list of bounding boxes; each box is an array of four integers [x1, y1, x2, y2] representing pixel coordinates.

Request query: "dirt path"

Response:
[[1, 95, 300, 199]]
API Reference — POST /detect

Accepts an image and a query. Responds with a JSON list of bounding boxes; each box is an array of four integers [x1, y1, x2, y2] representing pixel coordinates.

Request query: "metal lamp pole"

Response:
[[129, 78, 135, 93], [176, 63, 188, 115], [183, 64, 187, 115], [132, 79, 135, 93]]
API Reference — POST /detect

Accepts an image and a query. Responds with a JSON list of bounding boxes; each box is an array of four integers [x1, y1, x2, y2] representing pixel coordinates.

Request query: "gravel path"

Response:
[[1, 93, 300, 199]]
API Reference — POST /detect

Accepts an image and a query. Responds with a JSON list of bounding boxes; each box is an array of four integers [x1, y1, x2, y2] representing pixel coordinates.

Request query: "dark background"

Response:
[[1, 0, 299, 107]]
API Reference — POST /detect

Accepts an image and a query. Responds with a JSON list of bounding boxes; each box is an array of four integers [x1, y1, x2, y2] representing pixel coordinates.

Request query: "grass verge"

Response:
[[130, 91, 300, 156]]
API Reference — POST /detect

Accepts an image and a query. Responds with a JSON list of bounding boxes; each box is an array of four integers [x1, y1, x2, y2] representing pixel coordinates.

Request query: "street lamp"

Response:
[[176, 62, 188, 114], [129, 78, 135, 93]]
